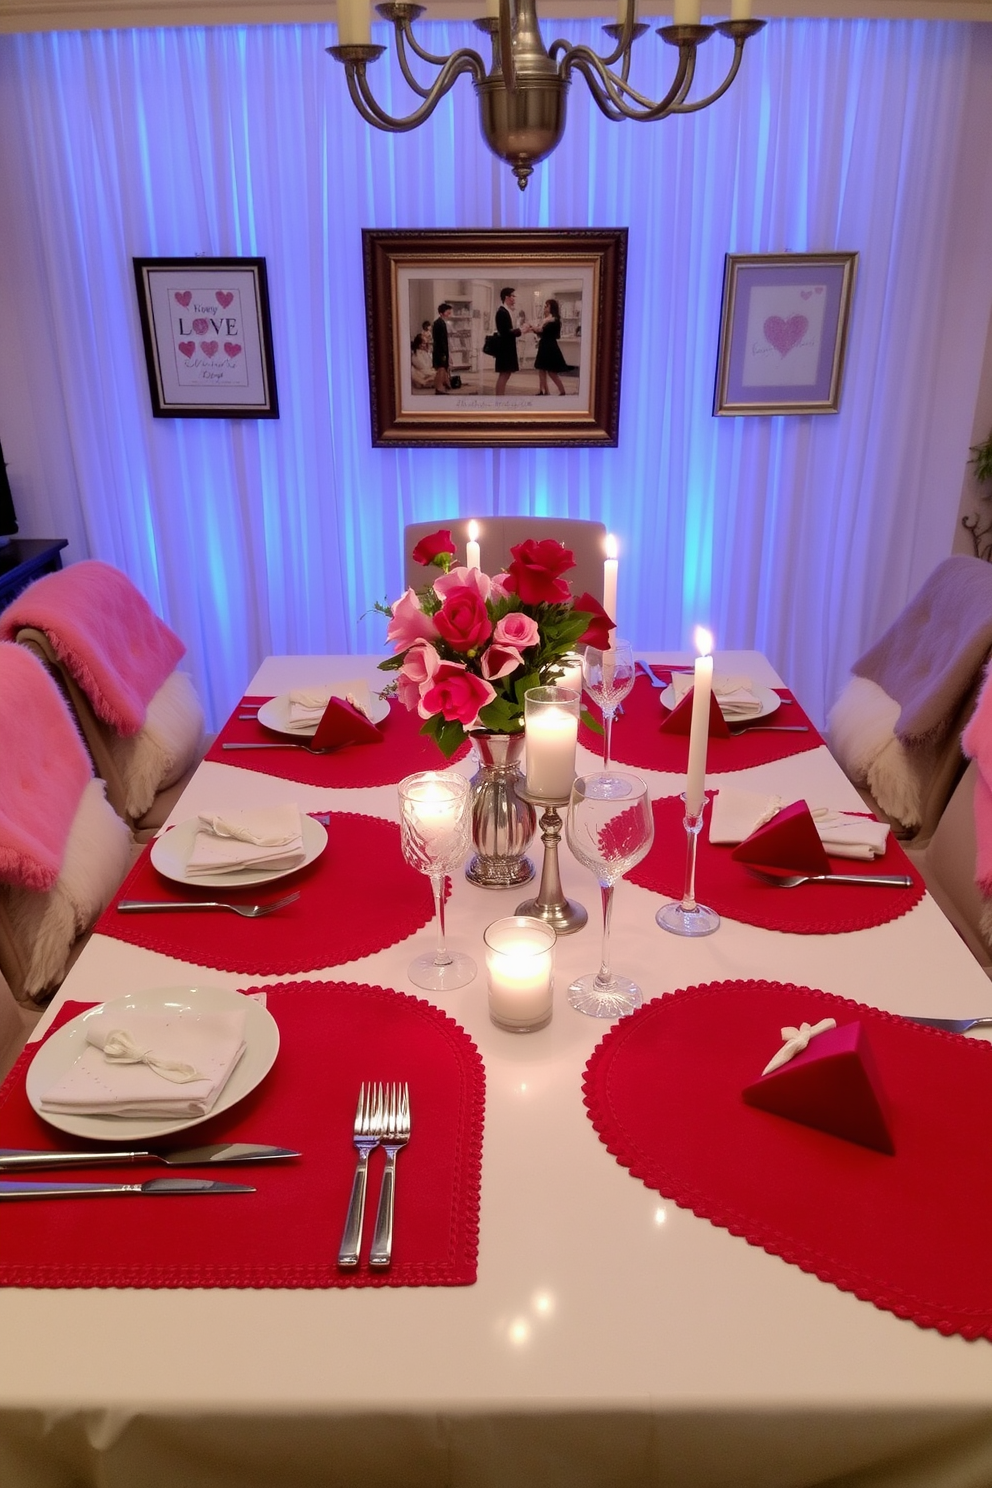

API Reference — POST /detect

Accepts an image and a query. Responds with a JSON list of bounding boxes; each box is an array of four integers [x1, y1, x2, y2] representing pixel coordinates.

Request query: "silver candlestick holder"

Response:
[[515, 791, 588, 935]]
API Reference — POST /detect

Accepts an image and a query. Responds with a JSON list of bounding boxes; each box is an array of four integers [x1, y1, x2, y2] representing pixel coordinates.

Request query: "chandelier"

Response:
[[327, 0, 765, 191]]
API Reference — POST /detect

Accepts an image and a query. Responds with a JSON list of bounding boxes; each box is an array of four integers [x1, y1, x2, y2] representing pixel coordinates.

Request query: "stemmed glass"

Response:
[[397, 771, 476, 992], [565, 771, 654, 1019], [582, 640, 635, 784]]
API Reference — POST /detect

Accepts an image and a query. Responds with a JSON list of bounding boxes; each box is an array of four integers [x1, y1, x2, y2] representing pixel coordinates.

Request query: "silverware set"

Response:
[[338, 1082, 411, 1269], [0, 1142, 299, 1199]]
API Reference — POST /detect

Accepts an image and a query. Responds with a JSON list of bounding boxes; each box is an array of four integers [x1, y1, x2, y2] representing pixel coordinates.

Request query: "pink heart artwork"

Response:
[[800, 290, 813, 301], [216, 291, 234, 309], [177, 341, 195, 358], [200, 341, 219, 358], [764, 315, 808, 358], [224, 342, 242, 359], [174, 291, 192, 307], [192, 318, 208, 335]]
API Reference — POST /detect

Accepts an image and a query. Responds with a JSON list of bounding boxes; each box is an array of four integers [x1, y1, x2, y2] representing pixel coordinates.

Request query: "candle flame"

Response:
[[468, 520, 480, 540], [605, 533, 618, 560], [694, 626, 713, 656]]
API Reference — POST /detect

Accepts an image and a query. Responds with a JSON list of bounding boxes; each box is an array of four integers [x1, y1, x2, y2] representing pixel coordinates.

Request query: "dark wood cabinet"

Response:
[[0, 539, 68, 611]]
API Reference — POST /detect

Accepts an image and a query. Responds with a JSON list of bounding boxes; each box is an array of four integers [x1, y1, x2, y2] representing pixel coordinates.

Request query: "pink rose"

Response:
[[480, 642, 525, 680], [489, 572, 513, 601], [434, 585, 493, 654], [395, 639, 439, 711], [386, 588, 439, 652], [419, 662, 496, 729], [504, 539, 575, 605], [411, 529, 456, 567], [492, 612, 540, 651], [434, 566, 492, 604]]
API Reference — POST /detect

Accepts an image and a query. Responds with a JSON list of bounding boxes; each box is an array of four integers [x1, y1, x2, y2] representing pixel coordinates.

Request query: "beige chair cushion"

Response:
[[0, 778, 132, 1005], [403, 518, 608, 605], [0, 970, 41, 1081], [912, 761, 992, 973]]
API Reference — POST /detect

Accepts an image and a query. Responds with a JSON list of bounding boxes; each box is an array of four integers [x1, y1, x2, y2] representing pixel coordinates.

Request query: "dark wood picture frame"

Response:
[[363, 229, 627, 448], [714, 252, 858, 417], [133, 257, 279, 419]]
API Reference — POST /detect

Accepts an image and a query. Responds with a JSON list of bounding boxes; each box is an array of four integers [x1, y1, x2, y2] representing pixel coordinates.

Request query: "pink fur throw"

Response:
[[0, 560, 185, 737], [852, 556, 992, 743], [961, 664, 992, 900], [0, 643, 92, 892]]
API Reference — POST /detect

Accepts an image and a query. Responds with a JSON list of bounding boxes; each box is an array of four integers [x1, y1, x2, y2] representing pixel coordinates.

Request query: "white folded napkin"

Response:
[[287, 681, 373, 730], [709, 786, 890, 860], [670, 671, 762, 720], [709, 786, 784, 844], [187, 804, 305, 875], [39, 1007, 248, 1118]]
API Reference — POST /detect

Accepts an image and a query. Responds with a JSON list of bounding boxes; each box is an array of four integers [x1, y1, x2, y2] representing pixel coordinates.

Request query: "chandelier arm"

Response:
[[394, 13, 484, 74], [549, 24, 629, 71], [666, 37, 746, 112], [563, 56, 627, 121], [345, 52, 482, 132], [560, 43, 693, 119]]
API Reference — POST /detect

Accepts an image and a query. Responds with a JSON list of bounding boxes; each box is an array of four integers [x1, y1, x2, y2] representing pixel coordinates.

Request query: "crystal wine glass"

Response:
[[565, 771, 654, 1019], [582, 640, 635, 786], [397, 771, 476, 992]]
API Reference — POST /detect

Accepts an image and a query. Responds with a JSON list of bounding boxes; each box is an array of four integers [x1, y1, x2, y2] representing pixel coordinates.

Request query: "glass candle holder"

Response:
[[524, 686, 580, 803], [556, 652, 583, 695], [483, 915, 556, 1032]]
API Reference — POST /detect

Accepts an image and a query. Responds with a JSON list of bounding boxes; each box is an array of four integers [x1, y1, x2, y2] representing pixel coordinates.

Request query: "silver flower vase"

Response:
[[465, 732, 537, 888]]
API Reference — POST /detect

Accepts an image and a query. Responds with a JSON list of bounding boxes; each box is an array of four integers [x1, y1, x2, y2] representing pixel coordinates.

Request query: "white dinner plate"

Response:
[[257, 688, 389, 737], [150, 813, 327, 889], [26, 986, 279, 1142], [660, 682, 781, 722]]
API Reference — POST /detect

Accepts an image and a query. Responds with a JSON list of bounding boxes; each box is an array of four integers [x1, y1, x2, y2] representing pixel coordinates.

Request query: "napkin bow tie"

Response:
[[88, 1026, 206, 1084], [761, 1019, 837, 1075]]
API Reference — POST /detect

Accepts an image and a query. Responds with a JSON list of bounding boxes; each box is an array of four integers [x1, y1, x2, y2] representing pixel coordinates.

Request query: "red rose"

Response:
[[419, 662, 496, 729], [411, 529, 457, 568], [504, 540, 575, 605], [434, 585, 493, 654], [572, 592, 616, 650]]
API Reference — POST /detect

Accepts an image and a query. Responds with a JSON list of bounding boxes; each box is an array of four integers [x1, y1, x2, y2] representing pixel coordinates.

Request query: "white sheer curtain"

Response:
[[1, 18, 991, 728]]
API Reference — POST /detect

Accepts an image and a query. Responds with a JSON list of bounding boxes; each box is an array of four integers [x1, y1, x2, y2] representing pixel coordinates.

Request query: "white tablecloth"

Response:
[[2, 654, 991, 1488]]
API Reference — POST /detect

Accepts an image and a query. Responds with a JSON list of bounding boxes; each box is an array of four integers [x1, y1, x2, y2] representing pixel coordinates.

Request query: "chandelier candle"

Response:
[[484, 916, 556, 1032], [336, 0, 370, 46], [524, 687, 580, 802], [466, 522, 481, 570], [685, 627, 714, 817]]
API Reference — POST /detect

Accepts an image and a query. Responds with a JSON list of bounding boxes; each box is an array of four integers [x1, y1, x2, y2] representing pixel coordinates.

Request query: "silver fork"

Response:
[[369, 1083, 411, 1269], [338, 1083, 383, 1267], [904, 1016, 992, 1033], [222, 742, 336, 755], [117, 892, 300, 919], [728, 724, 809, 735]]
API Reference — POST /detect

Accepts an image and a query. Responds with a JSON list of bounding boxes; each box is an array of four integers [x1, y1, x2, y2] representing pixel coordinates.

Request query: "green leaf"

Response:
[[580, 708, 604, 737], [478, 696, 523, 733]]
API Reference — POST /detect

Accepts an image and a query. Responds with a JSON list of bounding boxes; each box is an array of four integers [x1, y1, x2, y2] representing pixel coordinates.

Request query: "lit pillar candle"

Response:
[[558, 652, 583, 694], [484, 916, 556, 1032], [337, 0, 371, 44], [603, 534, 618, 646], [466, 521, 481, 570], [685, 627, 714, 817], [524, 686, 580, 801]]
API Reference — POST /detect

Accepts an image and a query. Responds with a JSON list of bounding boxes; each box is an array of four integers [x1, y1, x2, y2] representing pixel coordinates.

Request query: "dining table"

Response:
[[1, 650, 991, 1488]]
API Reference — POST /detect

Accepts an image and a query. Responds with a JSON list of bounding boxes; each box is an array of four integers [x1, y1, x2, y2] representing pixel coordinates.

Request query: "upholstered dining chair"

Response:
[[0, 642, 132, 1006], [827, 556, 992, 847], [403, 517, 608, 604], [907, 762, 991, 974], [0, 970, 40, 1080], [0, 559, 207, 836]]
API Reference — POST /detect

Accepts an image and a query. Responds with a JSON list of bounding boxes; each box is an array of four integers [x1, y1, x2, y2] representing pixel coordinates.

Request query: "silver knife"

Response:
[[0, 1142, 299, 1171], [0, 1177, 254, 1199]]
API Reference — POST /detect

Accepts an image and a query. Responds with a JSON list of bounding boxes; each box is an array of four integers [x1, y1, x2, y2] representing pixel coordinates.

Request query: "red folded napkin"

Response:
[[742, 1018, 896, 1154], [730, 800, 831, 878], [658, 686, 730, 738], [312, 697, 384, 751]]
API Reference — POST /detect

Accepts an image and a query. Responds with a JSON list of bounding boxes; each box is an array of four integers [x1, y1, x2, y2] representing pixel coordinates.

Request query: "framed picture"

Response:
[[133, 257, 279, 419], [363, 229, 627, 448], [714, 252, 858, 416]]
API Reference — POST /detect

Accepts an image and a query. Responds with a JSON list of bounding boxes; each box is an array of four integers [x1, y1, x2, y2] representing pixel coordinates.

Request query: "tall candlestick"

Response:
[[685, 627, 713, 817], [466, 521, 481, 570], [336, 0, 371, 44], [603, 534, 618, 647]]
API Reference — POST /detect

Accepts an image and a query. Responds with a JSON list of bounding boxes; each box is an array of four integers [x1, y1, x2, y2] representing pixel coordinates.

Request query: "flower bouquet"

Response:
[[379, 529, 614, 757]]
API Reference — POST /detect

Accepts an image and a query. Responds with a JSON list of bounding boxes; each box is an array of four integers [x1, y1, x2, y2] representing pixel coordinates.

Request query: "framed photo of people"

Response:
[[133, 257, 279, 419], [713, 252, 858, 416], [362, 229, 627, 447]]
